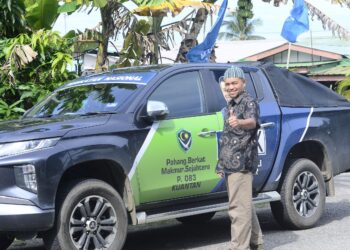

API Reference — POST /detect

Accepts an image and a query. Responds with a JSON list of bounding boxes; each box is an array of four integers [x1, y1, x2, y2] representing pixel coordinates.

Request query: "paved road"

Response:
[[9, 173, 350, 250]]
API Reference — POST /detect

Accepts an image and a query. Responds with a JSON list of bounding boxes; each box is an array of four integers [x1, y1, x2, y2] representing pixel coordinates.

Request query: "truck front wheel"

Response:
[[270, 158, 325, 229], [44, 179, 127, 250]]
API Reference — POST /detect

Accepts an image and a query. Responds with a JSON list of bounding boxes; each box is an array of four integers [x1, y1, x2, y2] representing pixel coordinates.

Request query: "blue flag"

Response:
[[186, 0, 228, 63], [281, 0, 309, 43]]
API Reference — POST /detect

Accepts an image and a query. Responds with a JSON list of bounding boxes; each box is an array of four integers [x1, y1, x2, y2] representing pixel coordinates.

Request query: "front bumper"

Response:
[[0, 196, 54, 232]]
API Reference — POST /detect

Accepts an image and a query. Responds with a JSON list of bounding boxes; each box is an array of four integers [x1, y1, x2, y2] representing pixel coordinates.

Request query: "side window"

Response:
[[149, 71, 205, 118], [251, 72, 265, 102], [212, 69, 257, 100]]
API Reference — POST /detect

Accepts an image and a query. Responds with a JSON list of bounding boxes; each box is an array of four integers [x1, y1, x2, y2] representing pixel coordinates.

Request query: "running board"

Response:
[[253, 191, 281, 204], [136, 191, 280, 224]]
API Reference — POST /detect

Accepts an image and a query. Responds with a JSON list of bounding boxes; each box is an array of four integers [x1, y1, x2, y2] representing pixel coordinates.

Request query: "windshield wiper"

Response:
[[31, 114, 54, 118], [75, 111, 118, 116], [28, 111, 117, 118]]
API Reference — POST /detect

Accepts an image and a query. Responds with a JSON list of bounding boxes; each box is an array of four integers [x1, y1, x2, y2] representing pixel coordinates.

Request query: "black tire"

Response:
[[44, 179, 127, 250], [271, 158, 325, 229], [0, 233, 14, 249], [176, 212, 216, 224]]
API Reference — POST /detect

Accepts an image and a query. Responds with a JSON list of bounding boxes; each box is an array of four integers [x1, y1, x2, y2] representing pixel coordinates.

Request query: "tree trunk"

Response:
[[151, 17, 163, 64], [96, 40, 108, 71], [96, 0, 120, 71], [175, 7, 211, 63]]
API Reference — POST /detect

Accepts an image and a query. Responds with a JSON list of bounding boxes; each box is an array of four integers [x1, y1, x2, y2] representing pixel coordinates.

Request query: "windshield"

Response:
[[24, 83, 143, 118]]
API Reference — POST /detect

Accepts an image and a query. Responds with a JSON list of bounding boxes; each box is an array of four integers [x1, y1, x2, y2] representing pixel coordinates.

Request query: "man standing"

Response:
[[216, 66, 263, 250]]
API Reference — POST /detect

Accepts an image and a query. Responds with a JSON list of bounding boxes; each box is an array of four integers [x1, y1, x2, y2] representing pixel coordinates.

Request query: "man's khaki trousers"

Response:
[[226, 172, 263, 250]]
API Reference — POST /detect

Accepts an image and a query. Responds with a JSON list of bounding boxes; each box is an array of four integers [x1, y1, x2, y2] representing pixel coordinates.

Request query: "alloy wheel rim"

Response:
[[292, 171, 320, 217], [69, 195, 118, 249]]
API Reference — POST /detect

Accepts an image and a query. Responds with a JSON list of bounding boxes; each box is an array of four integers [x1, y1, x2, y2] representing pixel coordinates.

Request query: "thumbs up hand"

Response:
[[228, 109, 240, 128], [229, 109, 234, 117]]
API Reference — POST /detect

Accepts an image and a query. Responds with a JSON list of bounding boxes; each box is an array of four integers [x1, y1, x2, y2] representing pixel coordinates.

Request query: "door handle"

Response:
[[198, 130, 217, 137], [260, 122, 275, 129]]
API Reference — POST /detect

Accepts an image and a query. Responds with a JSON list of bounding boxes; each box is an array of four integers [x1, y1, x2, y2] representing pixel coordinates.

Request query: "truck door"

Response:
[[135, 71, 222, 204], [210, 68, 281, 192], [250, 70, 281, 191]]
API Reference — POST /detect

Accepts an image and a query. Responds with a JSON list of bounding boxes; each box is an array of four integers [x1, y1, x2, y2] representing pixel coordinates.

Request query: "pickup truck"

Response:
[[1, 62, 350, 250]]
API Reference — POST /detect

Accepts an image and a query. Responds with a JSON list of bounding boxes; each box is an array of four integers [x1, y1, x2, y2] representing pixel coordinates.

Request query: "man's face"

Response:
[[224, 77, 245, 99]]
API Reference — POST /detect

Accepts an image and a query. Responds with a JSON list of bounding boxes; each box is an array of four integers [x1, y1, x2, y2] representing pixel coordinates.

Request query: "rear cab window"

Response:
[[208, 68, 260, 112]]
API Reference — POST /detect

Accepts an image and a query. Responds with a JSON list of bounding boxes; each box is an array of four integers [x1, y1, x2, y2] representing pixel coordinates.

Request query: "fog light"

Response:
[[14, 164, 37, 193]]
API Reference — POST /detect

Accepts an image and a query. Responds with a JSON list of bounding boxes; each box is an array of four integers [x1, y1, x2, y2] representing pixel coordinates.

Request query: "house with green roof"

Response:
[[241, 41, 350, 89]]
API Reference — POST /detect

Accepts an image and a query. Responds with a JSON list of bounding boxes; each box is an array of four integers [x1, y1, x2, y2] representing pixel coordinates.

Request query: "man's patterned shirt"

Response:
[[216, 91, 260, 174]]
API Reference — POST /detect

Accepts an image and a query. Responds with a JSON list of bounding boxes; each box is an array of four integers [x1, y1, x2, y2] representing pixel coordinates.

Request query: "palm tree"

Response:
[[61, 0, 185, 68], [60, 0, 350, 68], [96, 1, 132, 70], [174, 0, 217, 62], [117, 19, 151, 67], [218, 11, 264, 40], [59, 0, 129, 71], [133, 0, 214, 64]]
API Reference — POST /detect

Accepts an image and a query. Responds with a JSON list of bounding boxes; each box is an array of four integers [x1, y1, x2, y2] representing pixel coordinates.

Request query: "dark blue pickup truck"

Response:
[[0, 62, 349, 250]]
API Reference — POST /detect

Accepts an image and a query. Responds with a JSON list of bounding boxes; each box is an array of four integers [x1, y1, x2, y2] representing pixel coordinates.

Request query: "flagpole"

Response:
[[286, 42, 291, 69], [281, 0, 309, 68], [310, 29, 314, 67]]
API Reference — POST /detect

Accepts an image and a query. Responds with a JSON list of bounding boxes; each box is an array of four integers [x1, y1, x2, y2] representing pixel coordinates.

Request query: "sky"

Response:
[[251, 0, 350, 39], [53, 0, 350, 53]]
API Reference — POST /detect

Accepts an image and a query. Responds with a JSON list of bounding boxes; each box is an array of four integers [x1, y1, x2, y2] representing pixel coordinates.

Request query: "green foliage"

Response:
[[73, 28, 102, 53], [336, 70, 350, 100], [58, 0, 109, 13], [0, 0, 28, 38], [0, 99, 25, 120], [25, 0, 59, 31], [219, 11, 264, 41], [134, 0, 173, 5], [117, 19, 151, 68], [58, 1, 78, 13], [236, 0, 254, 35], [237, 0, 253, 19], [0, 0, 62, 40], [0, 30, 77, 121]]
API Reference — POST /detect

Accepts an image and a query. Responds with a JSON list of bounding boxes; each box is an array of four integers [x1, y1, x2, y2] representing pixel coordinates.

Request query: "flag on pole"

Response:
[[186, 0, 228, 63], [281, 0, 309, 43]]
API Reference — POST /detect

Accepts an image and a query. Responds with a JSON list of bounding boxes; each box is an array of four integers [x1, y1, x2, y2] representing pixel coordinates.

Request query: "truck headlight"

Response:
[[14, 164, 37, 193], [0, 138, 60, 158]]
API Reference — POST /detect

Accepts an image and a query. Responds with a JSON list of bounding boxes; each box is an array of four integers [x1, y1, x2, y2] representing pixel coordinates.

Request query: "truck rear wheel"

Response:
[[44, 179, 127, 250], [271, 158, 325, 229], [0, 233, 14, 249]]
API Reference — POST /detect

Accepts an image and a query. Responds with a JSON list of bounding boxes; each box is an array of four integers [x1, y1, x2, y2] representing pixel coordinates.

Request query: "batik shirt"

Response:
[[216, 91, 260, 174]]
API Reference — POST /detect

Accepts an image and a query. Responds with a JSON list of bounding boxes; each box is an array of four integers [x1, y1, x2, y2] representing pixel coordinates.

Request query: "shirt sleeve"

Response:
[[216, 162, 224, 173], [243, 99, 260, 128], [221, 106, 228, 120]]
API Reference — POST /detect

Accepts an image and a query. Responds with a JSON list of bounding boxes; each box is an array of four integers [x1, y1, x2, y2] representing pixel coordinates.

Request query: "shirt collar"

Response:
[[230, 90, 246, 105]]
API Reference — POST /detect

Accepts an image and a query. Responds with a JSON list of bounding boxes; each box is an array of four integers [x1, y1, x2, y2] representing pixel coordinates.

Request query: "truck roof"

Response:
[[61, 62, 350, 108]]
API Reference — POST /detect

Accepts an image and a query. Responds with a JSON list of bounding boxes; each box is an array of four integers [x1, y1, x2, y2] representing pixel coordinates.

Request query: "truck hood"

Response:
[[0, 115, 110, 143]]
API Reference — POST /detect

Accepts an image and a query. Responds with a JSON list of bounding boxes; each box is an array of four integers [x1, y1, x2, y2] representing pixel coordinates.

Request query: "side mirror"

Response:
[[147, 100, 169, 120]]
